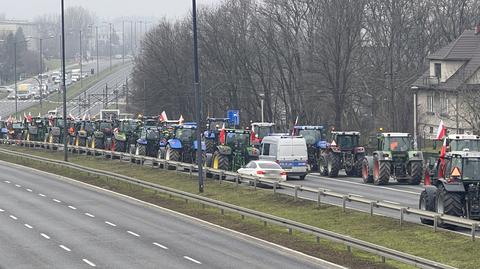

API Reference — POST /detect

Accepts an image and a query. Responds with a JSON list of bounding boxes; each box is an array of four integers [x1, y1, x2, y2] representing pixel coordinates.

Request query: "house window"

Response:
[[427, 95, 434, 112], [429, 127, 434, 133], [434, 63, 442, 78], [440, 93, 449, 114]]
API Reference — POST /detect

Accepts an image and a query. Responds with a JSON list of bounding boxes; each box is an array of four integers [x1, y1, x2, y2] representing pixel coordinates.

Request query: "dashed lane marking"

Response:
[[153, 242, 168, 249], [59, 245, 71, 252], [127, 231, 140, 237], [184, 256, 202, 264], [9, 215, 17, 220], [24, 224, 33, 229], [41, 233, 50, 239], [85, 213, 95, 218], [68, 206, 77, 210], [105, 221, 116, 227], [82, 259, 96, 267]]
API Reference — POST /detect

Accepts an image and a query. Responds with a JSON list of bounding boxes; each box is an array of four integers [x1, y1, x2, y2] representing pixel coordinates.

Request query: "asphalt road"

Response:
[[0, 162, 336, 269], [0, 59, 125, 118]]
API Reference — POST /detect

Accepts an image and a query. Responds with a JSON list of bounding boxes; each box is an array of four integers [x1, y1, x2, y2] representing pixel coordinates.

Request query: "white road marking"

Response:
[[68, 206, 77, 210], [15, 184, 21, 188], [153, 242, 168, 249], [4, 180, 10, 183], [39, 193, 46, 197], [52, 199, 61, 203], [59, 245, 71, 252], [85, 213, 95, 218], [383, 200, 401, 205], [105, 221, 116, 227], [26, 188, 32, 192], [24, 224, 33, 229], [41, 233, 50, 239], [184, 256, 202, 264], [9, 215, 17, 220], [127, 231, 140, 237], [0, 208, 4, 212], [82, 259, 96, 267]]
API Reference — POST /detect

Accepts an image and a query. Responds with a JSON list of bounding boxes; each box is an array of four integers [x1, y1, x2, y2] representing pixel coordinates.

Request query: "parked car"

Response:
[[259, 134, 308, 179], [237, 160, 287, 183]]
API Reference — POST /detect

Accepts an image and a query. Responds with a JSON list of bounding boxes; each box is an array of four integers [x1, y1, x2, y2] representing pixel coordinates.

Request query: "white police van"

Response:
[[259, 134, 308, 179]]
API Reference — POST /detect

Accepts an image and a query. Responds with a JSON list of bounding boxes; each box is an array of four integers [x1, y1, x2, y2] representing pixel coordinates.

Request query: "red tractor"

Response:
[[319, 131, 365, 177]]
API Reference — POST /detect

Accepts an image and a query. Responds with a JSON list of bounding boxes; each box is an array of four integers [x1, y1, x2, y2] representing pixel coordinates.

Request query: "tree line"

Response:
[[131, 0, 480, 135]]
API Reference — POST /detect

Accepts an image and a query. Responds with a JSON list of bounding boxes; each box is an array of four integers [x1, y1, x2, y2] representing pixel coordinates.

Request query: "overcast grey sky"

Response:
[[1, 0, 223, 21]]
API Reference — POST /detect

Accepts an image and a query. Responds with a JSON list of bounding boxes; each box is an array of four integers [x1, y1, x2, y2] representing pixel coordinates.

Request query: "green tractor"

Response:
[[90, 120, 114, 149], [112, 119, 140, 153], [74, 120, 95, 147], [362, 133, 423, 185], [45, 117, 64, 145], [420, 151, 480, 224], [319, 131, 365, 177], [210, 129, 260, 172], [24, 117, 48, 142]]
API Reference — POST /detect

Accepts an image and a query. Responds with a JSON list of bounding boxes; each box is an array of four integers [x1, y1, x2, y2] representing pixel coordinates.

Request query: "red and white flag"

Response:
[[291, 116, 299, 135], [82, 114, 87, 121], [435, 120, 446, 140], [159, 111, 168, 122], [219, 123, 226, 145], [178, 115, 184, 125]]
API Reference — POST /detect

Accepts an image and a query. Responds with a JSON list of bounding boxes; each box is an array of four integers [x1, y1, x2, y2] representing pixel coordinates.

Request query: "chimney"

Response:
[[476, 22, 480, 34]]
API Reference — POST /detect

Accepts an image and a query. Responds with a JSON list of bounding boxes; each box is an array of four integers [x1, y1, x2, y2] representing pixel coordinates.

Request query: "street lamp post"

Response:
[[411, 86, 418, 150], [259, 93, 265, 122], [192, 0, 204, 193], [122, 20, 125, 64]]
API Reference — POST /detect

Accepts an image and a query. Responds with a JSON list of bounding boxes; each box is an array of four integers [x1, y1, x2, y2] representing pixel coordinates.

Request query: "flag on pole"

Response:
[[159, 111, 168, 122], [219, 123, 226, 145], [291, 116, 299, 135], [179, 115, 184, 125], [439, 137, 448, 178], [435, 120, 446, 140]]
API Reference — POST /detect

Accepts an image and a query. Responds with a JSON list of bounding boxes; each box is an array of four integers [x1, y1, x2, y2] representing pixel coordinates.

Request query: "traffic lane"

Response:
[[0, 172, 200, 269], [0, 163, 330, 269], [0, 205, 84, 269]]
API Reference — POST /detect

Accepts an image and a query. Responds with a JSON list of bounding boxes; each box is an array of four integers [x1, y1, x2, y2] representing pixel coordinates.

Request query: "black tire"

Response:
[[136, 144, 146, 156], [361, 158, 373, 183], [115, 140, 125, 152], [373, 160, 390, 185], [52, 136, 60, 144], [327, 153, 341, 177], [436, 185, 463, 218], [166, 147, 180, 161], [212, 151, 230, 171], [419, 188, 436, 225], [408, 161, 423, 185], [205, 139, 215, 154], [95, 138, 104, 149], [299, 174, 306, 180], [79, 137, 86, 147], [354, 154, 364, 177], [318, 155, 328, 176]]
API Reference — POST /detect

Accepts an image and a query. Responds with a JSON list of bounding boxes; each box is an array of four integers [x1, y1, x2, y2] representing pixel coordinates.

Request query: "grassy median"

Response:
[[1, 145, 478, 269]]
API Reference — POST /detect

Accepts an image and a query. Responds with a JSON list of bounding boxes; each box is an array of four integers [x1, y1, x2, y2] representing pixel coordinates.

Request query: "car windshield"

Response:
[[449, 140, 480, 151], [462, 158, 480, 181], [255, 126, 273, 139], [384, 136, 411, 152], [176, 128, 195, 141], [298, 129, 323, 144], [336, 135, 359, 148], [226, 132, 249, 148], [258, 162, 282, 169]]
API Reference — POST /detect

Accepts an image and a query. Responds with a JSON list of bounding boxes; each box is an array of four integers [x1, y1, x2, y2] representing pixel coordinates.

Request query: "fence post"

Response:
[[472, 223, 477, 241], [254, 178, 257, 190], [235, 175, 240, 187], [317, 188, 322, 207], [294, 186, 299, 201], [273, 182, 278, 194], [400, 208, 405, 226], [342, 196, 348, 212]]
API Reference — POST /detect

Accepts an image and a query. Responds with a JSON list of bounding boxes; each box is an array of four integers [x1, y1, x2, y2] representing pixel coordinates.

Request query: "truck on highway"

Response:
[[71, 69, 81, 82], [16, 84, 34, 100]]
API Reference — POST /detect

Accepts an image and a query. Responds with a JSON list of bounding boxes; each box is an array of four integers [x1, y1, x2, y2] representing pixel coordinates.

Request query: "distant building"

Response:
[[412, 27, 480, 138], [0, 20, 38, 50]]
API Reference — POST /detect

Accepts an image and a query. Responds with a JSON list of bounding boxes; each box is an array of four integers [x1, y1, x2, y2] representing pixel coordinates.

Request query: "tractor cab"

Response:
[[293, 126, 327, 171], [445, 134, 480, 152], [377, 133, 413, 153], [421, 151, 480, 221], [251, 122, 275, 146], [8, 121, 24, 139], [25, 117, 48, 142], [331, 131, 361, 151], [161, 123, 205, 163]]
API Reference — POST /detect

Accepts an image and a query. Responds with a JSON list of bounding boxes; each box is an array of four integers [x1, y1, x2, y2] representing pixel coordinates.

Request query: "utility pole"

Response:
[[14, 43, 17, 118], [39, 38, 43, 109], [125, 77, 129, 110], [79, 30, 83, 95], [143, 80, 146, 116], [61, 0, 68, 162], [122, 20, 125, 64], [192, 0, 204, 193]]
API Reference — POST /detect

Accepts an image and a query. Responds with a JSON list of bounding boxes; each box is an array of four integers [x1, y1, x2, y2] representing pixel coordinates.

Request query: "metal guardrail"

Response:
[[3, 139, 480, 241], [0, 142, 457, 269]]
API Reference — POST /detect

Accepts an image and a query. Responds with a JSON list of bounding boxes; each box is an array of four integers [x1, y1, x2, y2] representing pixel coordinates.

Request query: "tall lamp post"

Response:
[[411, 86, 418, 150], [61, 0, 68, 161], [192, 0, 204, 193]]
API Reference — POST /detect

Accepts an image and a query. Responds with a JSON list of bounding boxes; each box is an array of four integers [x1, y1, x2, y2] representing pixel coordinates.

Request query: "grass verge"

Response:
[[1, 145, 478, 269], [19, 63, 127, 116]]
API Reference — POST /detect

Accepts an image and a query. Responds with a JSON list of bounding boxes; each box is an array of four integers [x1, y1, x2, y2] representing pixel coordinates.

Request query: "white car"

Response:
[[237, 160, 287, 182]]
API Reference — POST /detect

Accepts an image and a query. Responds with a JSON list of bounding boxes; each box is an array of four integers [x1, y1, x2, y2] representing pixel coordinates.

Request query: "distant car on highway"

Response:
[[114, 54, 122, 59], [38, 73, 49, 81], [237, 160, 287, 182], [0, 86, 14, 93], [17, 83, 34, 100], [7, 92, 16, 100]]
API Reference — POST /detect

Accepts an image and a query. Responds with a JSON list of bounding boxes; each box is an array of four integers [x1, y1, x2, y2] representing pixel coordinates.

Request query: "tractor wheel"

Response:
[[129, 144, 136, 155], [212, 152, 230, 171], [136, 144, 146, 156], [419, 188, 437, 225], [79, 138, 86, 147], [345, 163, 356, 177], [166, 147, 180, 170], [408, 161, 423, 185], [318, 155, 328, 176], [115, 141, 125, 152], [52, 136, 60, 144], [373, 160, 390, 185], [436, 185, 464, 218], [361, 158, 373, 183], [354, 155, 364, 177], [158, 148, 166, 159], [327, 153, 341, 177], [205, 139, 215, 154], [95, 138, 104, 150]]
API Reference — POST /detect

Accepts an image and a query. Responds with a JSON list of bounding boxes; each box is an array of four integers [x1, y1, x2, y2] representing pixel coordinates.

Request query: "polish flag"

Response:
[[219, 123, 226, 145], [179, 115, 184, 125], [159, 111, 168, 122], [291, 116, 299, 135], [435, 120, 446, 140], [439, 138, 448, 178]]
